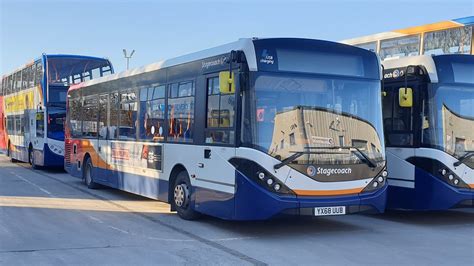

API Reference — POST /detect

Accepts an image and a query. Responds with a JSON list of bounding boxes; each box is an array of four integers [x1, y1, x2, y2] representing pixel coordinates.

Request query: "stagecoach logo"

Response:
[[202, 56, 227, 69], [384, 69, 405, 79], [260, 49, 274, 65], [316, 167, 352, 176], [306, 166, 317, 177]]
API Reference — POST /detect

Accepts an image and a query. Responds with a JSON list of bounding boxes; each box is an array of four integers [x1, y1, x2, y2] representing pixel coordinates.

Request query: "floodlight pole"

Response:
[[123, 49, 135, 70]]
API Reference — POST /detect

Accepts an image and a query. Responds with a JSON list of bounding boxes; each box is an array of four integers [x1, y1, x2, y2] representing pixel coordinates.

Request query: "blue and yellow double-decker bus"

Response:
[[1, 54, 113, 168]]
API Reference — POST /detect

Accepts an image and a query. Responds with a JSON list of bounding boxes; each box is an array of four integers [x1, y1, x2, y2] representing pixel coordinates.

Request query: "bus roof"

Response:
[[341, 16, 474, 45], [70, 38, 258, 90], [1, 54, 110, 78], [71, 37, 380, 91]]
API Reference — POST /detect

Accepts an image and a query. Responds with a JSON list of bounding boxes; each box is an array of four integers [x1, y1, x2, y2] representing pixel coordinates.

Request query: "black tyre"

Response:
[[83, 157, 100, 189], [172, 171, 200, 220], [29, 148, 39, 169]]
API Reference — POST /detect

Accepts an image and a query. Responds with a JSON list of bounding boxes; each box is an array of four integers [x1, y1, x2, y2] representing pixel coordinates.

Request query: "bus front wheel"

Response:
[[83, 157, 100, 189], [172, 171, 200, 220]]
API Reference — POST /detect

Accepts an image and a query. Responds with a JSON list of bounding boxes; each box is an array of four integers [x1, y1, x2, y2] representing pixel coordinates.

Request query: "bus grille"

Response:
[[65, 143, 72, 167]]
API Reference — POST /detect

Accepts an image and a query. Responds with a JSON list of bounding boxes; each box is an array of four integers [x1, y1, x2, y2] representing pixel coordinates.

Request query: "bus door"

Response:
[[194, 74, 237, 217], [23, 110, 30, 148], [382, 81, 419, 184], [96, 94, 110, 184]]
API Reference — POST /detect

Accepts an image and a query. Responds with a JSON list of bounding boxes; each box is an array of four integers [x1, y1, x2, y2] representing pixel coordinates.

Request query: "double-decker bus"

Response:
[[0, 54, 113, 168], [381, 55, 473, 210], [65, 38, 387, 220], [341, 16, 474, 58]]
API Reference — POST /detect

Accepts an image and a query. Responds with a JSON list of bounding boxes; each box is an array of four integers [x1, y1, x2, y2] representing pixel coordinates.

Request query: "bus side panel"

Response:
[[0, 96, 6, 152]]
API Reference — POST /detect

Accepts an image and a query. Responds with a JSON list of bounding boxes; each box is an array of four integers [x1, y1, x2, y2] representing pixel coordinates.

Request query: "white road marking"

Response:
[[9, 171, 53, 197]]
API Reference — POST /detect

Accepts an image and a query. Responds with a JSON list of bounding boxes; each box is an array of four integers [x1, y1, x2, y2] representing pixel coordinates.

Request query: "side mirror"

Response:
[[399, 87, 413, 108], [219, 71, 235, 94], [36, 112, 44, 120]]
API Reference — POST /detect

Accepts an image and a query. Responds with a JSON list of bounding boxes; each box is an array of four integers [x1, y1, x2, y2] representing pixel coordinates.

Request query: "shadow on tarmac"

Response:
[[367, 208, 474, 226]]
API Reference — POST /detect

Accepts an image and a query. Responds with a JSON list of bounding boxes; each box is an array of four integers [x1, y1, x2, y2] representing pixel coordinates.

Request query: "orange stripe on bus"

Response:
[[468, 184, 474, 189], [293, 187, 364, 196], [394, 21, 461, 35]]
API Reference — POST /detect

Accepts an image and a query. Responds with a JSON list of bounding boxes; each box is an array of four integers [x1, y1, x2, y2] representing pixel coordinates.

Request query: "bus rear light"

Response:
[[377, 176, 384, 183], [454, 179, 459, 185], [266, 179, 274, 186], [372, 182, 378, 188], [448, 174, 454, 181], [258, 172, 265, 180], [382, 171, 388, 177], [440, 169, 447, 176]]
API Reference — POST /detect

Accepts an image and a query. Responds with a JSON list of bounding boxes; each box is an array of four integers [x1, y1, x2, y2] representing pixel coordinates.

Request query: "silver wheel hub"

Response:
[[174, 184, 189, 208]]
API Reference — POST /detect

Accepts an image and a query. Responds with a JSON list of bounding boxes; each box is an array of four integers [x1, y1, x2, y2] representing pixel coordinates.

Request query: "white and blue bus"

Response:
[[381, 54, 474, 210], [1, 54, 113, 168], [65, 38, 388, 220]]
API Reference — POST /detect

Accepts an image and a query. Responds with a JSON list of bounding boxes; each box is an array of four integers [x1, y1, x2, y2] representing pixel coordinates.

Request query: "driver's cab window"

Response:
[[382, 86, 414, 146], [36, 111, 45, 138], [205, 76, 235, 145]]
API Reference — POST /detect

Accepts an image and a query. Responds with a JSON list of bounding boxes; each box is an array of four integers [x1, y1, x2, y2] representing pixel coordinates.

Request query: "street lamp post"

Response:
[[123, 49, 135, 70]]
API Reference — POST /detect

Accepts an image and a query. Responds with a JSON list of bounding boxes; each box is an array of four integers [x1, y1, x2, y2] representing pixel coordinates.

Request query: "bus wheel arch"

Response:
[[168, 164, 200, 220]]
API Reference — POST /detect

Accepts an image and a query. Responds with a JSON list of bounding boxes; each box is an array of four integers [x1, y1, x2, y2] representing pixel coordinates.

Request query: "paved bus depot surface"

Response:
[[0, 155, 472, 265]]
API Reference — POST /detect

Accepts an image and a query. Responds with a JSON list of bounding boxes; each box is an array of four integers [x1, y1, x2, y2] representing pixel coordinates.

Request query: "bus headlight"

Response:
[[229, 158, 294, 195], [436, 167, 469, 189], [362, 168, 387, 192]]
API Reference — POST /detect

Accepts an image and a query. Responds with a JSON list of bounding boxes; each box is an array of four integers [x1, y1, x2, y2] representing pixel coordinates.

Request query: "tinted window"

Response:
[[118, 91, 137, 140], [380, 35, 420, 59], [139, 85, 166, 141], [424, 27, 472, 56], [69, 96, 82, 137], [168, 81, 195, 142], [205, 77, 235, 144], [82, 96, 98, 137]]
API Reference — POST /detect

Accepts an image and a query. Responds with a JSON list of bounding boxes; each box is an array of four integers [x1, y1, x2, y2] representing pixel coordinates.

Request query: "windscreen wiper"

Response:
[[273, 149, 347, 170], [454, 151, 474, 167], [273, 146, 378, 170]]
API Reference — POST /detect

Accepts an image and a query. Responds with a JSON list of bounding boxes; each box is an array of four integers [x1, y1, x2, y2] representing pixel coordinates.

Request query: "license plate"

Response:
[[314, 206, 346, 216]]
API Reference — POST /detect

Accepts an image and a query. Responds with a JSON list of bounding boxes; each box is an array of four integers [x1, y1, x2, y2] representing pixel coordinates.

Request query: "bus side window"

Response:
[[36, 112, 45, 138], [204, 76, 235, 145], [109, 92, 119, 140], [167, 81, 195, 143]]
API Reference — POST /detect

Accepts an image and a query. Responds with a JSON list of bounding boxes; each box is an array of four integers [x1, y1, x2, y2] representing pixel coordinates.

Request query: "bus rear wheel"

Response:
[[29, 148, 39, 169], [172, 171, 200, 220], [83, 157, 100, 189]]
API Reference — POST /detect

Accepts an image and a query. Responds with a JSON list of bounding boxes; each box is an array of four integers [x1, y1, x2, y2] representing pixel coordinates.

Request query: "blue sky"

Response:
[[1, 0, 473, 74]]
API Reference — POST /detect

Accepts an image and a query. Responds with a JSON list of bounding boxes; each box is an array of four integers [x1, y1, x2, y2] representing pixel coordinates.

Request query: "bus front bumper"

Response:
[[233, 171, 387, 220], [387, 168, 474, 210]]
